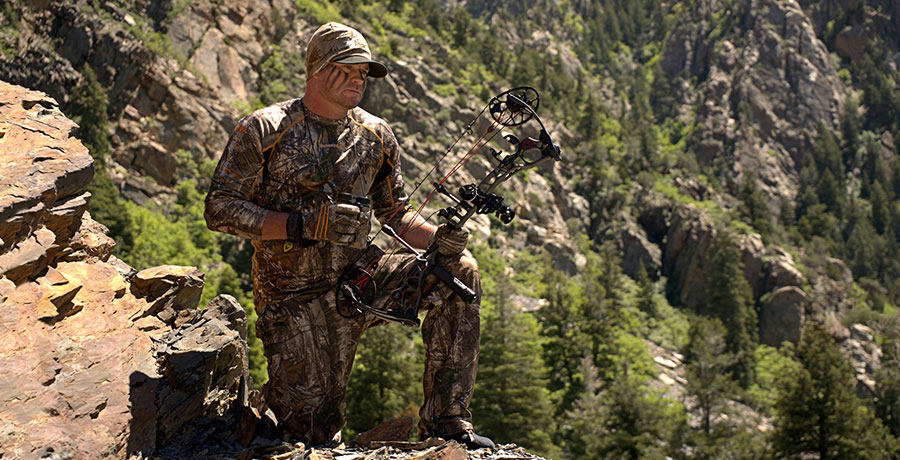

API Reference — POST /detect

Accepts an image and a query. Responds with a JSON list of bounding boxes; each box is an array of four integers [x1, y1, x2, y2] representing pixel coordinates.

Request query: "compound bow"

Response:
[[337, 86, 561, 327]]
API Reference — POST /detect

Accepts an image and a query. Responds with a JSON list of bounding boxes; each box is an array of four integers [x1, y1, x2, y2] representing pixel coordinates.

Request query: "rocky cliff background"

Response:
[[2, 0, 900, 458]]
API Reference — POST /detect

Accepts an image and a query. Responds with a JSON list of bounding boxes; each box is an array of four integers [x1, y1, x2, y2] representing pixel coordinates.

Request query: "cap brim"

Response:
[[333, 55, 388, 78]]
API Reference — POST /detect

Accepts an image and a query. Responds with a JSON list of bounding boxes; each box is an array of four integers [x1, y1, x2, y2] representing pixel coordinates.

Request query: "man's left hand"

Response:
[[433, 224, 469, 257]]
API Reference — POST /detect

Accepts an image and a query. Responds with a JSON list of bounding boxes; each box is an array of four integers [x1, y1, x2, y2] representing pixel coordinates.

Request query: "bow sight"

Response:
[[337, 86, 561, 327], [435, 87, 561, 230]]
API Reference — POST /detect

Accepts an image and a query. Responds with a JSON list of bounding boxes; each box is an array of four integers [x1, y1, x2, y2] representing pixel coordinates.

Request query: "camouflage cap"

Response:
[[306, 22, 388, 79]]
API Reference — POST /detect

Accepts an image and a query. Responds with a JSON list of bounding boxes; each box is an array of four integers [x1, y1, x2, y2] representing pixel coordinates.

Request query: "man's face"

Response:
[[315, 62, 369, 110]]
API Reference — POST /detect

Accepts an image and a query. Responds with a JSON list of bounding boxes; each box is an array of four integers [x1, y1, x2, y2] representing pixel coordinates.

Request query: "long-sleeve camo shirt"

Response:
[[205, 98, 410, 303]]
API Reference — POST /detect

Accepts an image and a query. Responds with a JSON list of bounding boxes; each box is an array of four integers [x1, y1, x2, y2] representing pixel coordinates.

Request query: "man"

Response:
[[204, 22, 494, 449]]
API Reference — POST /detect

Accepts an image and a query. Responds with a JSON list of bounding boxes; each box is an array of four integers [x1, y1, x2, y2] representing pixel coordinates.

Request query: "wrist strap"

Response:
[[286, 212, 303, 242]]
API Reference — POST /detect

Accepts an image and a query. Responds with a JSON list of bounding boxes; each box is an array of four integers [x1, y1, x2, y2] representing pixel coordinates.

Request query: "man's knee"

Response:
[[459, 254, 478, 273]]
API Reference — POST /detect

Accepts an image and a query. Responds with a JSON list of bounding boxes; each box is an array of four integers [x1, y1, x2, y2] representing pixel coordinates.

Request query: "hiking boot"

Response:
[[446, 430, 495, 450]]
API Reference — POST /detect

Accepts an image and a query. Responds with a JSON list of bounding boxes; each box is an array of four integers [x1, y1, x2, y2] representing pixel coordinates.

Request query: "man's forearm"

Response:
[[261, 211, 290, 240], [399, 212, 437, 250]]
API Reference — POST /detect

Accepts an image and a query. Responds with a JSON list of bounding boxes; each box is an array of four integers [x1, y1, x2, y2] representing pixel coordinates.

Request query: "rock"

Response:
[[834, 24, 868, 60], [660, 0, 846, 205], [766, 249, 805, 290], [0, 83, 251, 459], [0, 80, 93, 255], [620, 220, 662, 279], [842, 324, 882, 399], [0, 227, 59, 284], [153, 295, 250, 445], [357, 416, 415, 448], [130, 265, 205, 325], [509, 294, 549, 313], [759, 286, 806, 346], [408, 441, 468, 460], [662, 205, 716, 310], [56, 212, 117, 263]]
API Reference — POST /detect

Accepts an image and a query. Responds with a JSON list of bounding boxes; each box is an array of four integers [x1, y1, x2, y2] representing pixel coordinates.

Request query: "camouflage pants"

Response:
[[255, 252, 481, 445]]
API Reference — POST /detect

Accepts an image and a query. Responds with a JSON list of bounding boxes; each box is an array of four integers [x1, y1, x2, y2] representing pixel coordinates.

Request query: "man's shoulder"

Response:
[[238, 99, 303, 134], [349, 107, 393, 136]]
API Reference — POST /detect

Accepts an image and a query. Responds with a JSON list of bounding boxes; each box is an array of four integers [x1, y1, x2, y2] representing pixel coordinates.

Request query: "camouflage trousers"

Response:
[[255, 252, 482, 445]]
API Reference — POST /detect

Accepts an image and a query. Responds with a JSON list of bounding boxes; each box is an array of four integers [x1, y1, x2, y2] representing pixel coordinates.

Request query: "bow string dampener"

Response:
[[337, 86, 562, 327]]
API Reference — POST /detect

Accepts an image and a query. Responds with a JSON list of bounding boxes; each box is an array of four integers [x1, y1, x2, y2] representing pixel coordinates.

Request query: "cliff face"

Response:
[[0, 80, 251, 459], [659, 0, 847, 206]]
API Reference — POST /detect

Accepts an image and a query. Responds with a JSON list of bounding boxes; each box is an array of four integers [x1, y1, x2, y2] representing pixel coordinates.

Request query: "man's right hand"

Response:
[[289, 202, 369, 247]]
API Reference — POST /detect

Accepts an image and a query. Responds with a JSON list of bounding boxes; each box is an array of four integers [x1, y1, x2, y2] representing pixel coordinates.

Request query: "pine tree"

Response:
[[684, 315, 737, 436], [344, 323, 423, 439], [704, 230, 757, 387], [565, 359, 683, 460], [875, 337, 900, 438], [635, 263, 657, 316], [773, 327, 897, 459], [537, 266, 590, 417], [471, 273, 560, 457], [66, 65, 110, 167], [738, 173, 773, 237]]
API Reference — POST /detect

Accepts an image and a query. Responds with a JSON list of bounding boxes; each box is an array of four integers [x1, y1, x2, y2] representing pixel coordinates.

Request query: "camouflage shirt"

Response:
[[205, 98, 410, 303]]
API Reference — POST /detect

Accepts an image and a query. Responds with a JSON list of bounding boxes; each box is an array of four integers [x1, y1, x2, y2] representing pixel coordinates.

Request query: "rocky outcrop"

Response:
[[759, 286, 806, 346], [660, 0, 847, 209], [841, 324, 882, 399], [0, 81, 251, 459]]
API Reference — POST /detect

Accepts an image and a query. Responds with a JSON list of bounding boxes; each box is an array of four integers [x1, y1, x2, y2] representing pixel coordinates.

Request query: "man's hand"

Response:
[[433, 223, 469, 257], [289, 202, 369, 247]]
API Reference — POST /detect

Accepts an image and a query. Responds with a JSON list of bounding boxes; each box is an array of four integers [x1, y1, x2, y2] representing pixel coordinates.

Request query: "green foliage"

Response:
[[565, 359, 685, 460], [737, 172, 773, 238], [67, 66, 111, 167], [773, 327, 898, 459], [876, 336, 900, 438], [294, 0, 342, 25], [746, 343, 800, 414], [344, 323, 423, 439], [258, 45, 306, 106], [472, 272, 561, 457], [683, 315, 738, 436], [704, 229, 757, 388]]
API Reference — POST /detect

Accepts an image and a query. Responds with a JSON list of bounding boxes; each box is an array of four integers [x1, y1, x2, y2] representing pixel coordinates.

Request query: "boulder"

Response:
[[0, 81, 93, 255], [759, 286, 806, 346], [0, 81, 251, 459]]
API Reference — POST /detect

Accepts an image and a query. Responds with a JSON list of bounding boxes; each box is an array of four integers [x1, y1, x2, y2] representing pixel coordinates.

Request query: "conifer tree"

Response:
[[537, 266, 590, 417], [875, 335, 900, 438], [635, 262, 656, 316], [64, 65, 130, 244], [738, 173, 773, 237], [471, 271, 559, 457], [566, 359, 683, 460], [684, 315, 737, 436], [66, 65, 110, 167], [773, 327, 897, 459], [344, 323, 423, 438], [704, 230, 757, 387]]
